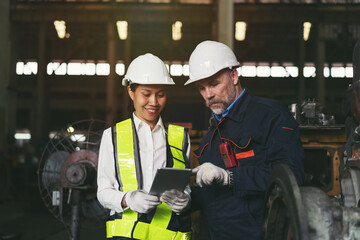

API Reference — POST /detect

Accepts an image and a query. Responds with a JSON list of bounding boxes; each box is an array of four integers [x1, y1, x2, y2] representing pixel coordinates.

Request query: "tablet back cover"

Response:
[[149, 168, 191, 196]]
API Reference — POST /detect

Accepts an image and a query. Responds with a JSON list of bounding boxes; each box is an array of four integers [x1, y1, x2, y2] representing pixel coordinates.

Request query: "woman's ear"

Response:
[[127, 86, 135, 101]]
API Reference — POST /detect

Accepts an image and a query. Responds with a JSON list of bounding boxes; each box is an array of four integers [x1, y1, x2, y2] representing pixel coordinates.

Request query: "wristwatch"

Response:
[[226, 169, 234, 187]]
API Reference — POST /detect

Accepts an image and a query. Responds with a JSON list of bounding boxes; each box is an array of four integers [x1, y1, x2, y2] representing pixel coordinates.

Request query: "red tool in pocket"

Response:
[[211, 117, 237, 168], [219, 141, 237, 168]]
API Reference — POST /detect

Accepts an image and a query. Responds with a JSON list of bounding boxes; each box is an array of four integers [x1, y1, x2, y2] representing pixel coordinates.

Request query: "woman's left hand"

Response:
[[160, 189, 190, 213]]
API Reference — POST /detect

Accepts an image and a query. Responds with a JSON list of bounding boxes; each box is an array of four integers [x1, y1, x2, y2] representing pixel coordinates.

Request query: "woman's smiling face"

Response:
[[128, 84, 167, 129]]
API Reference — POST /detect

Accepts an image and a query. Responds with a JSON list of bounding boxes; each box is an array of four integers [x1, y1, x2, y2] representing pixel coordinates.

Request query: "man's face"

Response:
[[195, 69, 238, 115]]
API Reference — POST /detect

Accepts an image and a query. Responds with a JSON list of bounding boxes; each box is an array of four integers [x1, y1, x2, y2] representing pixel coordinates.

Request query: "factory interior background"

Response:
[[1, 0, 360, 239]]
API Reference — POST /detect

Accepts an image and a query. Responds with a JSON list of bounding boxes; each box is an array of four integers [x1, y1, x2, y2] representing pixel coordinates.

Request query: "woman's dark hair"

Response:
[[127, 83, 140, 114], [129, 83, 139, 92]]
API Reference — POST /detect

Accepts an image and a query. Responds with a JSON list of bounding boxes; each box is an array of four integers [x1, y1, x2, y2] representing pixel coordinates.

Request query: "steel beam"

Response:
[[10, 3, 360, 24]]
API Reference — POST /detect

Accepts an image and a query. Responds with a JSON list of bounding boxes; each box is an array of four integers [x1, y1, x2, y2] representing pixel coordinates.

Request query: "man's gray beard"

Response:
[[206, 85, 236, 115], [208, 103, 226, 115]]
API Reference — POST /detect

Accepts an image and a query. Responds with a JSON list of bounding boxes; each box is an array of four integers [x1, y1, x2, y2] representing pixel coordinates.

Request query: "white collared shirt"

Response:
[[133, 113, 167, 192], [97, 113, 190, 214]]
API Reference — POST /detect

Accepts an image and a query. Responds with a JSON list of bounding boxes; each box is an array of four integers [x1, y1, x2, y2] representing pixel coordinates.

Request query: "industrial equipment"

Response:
[[290, 98, 345, 196], [341, 39, 360, 209], [300, 125, 345, 196], [262, 39, 360, 240], [37, 119, 108, 240], [262, 164, 360, 240], [301, 100, 335, 126]]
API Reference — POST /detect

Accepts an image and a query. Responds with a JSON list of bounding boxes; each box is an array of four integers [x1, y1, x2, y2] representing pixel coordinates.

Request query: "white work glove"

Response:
[[160, 189, 190, 214], [125, 190, 161, 214], [192, 162, 229, 187]]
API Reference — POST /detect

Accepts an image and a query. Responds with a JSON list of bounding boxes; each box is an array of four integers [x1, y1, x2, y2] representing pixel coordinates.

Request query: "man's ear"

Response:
[[127, 86, 134, 101], [231, 69, 239, 85]]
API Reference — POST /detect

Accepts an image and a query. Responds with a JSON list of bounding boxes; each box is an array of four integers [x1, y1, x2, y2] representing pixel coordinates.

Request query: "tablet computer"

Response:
[[149, 168, 191, 196]]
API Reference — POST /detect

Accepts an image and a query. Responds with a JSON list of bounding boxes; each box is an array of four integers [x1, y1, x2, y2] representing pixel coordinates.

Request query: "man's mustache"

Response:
[[206, 99, 222, 108]]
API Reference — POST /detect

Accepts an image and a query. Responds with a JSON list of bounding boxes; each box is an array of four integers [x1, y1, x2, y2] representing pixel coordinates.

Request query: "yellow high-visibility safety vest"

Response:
[[106, 118, 192, 240]]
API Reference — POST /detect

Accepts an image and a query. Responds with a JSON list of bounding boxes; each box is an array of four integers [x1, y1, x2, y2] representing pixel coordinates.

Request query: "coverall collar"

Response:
[[213, 88, 247, 122]]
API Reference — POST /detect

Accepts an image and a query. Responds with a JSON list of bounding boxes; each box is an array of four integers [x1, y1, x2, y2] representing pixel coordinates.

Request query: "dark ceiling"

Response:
[[8, 0, 360, 135]]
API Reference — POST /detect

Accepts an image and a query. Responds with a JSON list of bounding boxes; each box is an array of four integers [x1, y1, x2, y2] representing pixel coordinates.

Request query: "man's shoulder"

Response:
[[249, 95, 288, 114]]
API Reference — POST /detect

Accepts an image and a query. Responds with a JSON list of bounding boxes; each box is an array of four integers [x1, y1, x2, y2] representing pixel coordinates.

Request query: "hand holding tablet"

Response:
[[149, 168, 191, 196]]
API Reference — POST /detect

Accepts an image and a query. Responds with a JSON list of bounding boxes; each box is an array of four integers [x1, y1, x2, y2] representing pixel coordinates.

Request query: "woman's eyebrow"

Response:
[[140, 88, 166, 93]]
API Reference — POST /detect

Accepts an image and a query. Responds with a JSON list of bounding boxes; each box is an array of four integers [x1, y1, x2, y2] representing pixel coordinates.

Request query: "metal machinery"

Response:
[[262, 164, 360, 240], [298, 100, 343, 196], [262, 40, 360, 240], [341, 39, 360, 215], [261, 100, 360, 239], [37, 119, 108, 240], [262, 99, 360, 240]]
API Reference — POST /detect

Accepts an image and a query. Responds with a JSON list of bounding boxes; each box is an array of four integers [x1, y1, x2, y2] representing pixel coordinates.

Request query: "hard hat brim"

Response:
[[122, 78, 175, 86], [184, 64, 240, 86]]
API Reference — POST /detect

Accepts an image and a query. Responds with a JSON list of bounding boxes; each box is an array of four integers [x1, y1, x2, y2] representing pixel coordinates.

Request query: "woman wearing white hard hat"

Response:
[[97, 53, 192, 240]]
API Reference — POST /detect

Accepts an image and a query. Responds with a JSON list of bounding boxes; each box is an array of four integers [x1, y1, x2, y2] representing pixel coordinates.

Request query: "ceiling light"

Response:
[[303, 22, 311, 41], [14, 132, 31, 140], [116, 21, 128, 40], [235, 21, 247, 41], [172, 21, 182, 41], [54, 20, 68, 39]]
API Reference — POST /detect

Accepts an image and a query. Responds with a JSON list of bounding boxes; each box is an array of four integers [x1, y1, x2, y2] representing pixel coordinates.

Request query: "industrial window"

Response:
[[16, 61, 38, 75], [116, 63, 125, 75], [241, 64, 257, 77], [183, 64, 190, 76], [170, 64, 183, 76], [271, 66, 287, 78], [47, 62, 66, 75], [96, 63, 110, 76], [303, 64, 316, 78], [16, 60, 354, 79], [256, 64, 271, 77]]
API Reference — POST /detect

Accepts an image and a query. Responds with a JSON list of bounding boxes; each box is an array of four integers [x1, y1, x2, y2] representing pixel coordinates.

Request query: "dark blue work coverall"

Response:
[[191, 90, 305, 240]]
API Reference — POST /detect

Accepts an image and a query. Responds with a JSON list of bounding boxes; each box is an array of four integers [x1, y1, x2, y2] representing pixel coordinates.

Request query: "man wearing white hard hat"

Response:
[[97, 53, 192, 240], [187, 40, 305, 239]]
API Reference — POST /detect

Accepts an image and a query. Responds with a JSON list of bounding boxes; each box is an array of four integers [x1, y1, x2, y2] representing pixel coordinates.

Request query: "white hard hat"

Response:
[[184, 40, 240, 85], [122, 53, 175, 86]]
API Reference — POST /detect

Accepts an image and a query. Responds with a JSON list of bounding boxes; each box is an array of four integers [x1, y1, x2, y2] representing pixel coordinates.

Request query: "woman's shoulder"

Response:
[[102, 126, 113, 137]]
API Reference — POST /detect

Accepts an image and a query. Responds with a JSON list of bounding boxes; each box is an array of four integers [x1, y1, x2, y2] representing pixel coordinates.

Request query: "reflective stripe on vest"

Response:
[[168, 124, 186, 169], [106, 119, 190, 239]]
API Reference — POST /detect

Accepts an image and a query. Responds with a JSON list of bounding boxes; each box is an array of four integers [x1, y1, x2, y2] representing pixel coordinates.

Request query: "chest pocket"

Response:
[[224, 136, 255, 162]]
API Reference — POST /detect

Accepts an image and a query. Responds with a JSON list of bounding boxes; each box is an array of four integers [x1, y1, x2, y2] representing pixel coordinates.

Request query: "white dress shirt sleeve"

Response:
[[97, 127, 126, 213]]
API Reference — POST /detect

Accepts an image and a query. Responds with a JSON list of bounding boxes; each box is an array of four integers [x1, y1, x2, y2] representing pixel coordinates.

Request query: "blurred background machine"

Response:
[[37, 119, 108, 240], [341, 39, 360, 213], [261, 40, 360, 240], [291, 99, 344, 196], [262, 164, 360, 240]]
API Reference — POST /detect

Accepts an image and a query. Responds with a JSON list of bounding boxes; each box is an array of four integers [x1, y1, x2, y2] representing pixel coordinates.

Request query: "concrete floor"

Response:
[[0, 184, 208, 240], [0, 156, 205, 240], [0, 178, 106, 240]]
